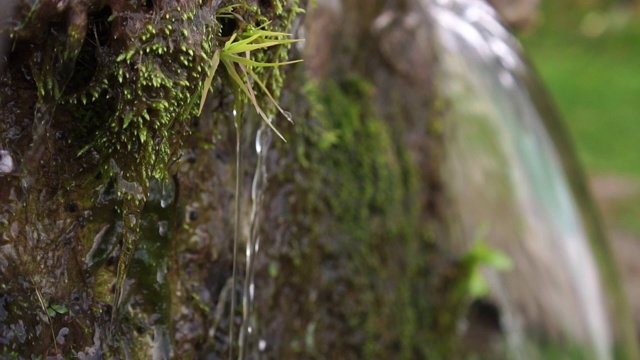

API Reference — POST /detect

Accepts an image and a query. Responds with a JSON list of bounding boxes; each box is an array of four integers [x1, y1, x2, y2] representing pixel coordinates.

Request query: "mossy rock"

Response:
[[0, 0, 462, 358]]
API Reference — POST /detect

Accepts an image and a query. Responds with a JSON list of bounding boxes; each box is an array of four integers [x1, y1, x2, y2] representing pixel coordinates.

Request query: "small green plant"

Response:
[[458, 227, 513, 299], [199, 22, 302, 141], [46, 303, 69, 318]]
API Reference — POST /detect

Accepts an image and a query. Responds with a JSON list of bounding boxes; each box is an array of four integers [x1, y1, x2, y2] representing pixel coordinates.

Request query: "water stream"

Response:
[[425, 0, 639, 358], [238, 122, 273, 359], [229, 107, 242, 360]]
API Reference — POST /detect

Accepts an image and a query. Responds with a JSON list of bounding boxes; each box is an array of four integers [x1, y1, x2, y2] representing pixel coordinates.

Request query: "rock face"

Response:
[[0, 0, 457, 358]]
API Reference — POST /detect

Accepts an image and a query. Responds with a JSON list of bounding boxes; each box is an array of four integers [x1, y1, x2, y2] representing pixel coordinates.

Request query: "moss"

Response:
[[252, 74, 446, 358]]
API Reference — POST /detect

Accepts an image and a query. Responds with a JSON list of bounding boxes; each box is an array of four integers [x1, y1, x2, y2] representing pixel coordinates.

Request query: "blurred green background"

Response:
[[520, 0, 640, 237]]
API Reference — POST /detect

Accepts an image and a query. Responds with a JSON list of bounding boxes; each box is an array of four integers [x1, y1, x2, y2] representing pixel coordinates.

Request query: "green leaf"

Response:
[[235, 61, 286, 142], [221, 53, 302, 68], [465, 241, 513, 271], [468, 268, 490, 298], [248, 67, 293, 123], [49, 303, 68, 315], [217, 24, 302, 142], [199, 51, 220, 116], [222, 39, 301, 54]]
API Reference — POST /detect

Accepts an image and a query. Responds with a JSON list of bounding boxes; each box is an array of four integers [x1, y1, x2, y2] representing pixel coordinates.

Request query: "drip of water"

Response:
[[424, 0, 639, 358], [160, 184, 169, 209], [158, 220, 168, 237], [281, 111, 293, 123], [238, 122, 272, 359], [229, 107, 242, 360]]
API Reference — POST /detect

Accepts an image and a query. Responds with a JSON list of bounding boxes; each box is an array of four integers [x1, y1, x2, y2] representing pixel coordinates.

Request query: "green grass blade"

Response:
[[221, 53, 302, 68], [222, 59, 252, 100], [199, 50, 220, 115], [222, 39, 302, 54], [248, 67, 293, 123], [236, 61, 286, 142]]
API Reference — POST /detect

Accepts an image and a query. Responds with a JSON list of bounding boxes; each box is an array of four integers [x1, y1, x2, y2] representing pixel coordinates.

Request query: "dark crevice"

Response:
[[258, 0, 273, 11], [217, 13, 238, 38], [62, 6, 112, 96]]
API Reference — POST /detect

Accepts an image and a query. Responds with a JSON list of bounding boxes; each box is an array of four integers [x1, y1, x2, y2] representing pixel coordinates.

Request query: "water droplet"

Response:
[[159, 181, 172, 208], [282, 110, 293, 123], [255, 124, 273, 157], [157, 267, 165, 283], [158, 220, 168, 237], [0, 150, 14, 174], [232, 109, 237, 117], [255, 129, 263, 154]]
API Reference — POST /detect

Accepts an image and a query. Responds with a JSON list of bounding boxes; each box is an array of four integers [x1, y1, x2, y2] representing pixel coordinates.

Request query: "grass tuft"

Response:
[[199, 23, 303, 141]]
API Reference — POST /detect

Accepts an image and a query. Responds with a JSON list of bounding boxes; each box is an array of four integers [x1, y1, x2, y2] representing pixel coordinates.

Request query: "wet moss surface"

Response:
[[255, 77, 433, 358], [0, 0, 466, 358]]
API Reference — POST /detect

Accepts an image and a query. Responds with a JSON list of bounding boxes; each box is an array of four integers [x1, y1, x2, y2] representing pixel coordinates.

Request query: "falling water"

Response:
[[230, 107, 242, 360], [424, 0, 639, 358], [238, 122, 273, 359]]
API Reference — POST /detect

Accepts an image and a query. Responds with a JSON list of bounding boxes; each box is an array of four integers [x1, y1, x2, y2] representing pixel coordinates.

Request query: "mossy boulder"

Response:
[[0, 0, 464, 358]]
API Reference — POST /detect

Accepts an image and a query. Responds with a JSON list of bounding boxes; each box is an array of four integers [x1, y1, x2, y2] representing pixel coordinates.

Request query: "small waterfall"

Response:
[[425, 0, 638, 358]]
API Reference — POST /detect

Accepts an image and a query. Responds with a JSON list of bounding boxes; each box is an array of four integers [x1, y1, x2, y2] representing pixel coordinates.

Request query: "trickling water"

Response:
[[160, 182, 169, 209], [229, 107, 242, 360], [239, 122, 273, 360], [157, 220, 168, 237], [425, 0, 639, 358]]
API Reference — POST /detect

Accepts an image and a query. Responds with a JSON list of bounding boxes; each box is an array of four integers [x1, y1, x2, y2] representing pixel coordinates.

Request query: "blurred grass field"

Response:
[[520, 1, 640, 235], [522, 1, 640, 177]]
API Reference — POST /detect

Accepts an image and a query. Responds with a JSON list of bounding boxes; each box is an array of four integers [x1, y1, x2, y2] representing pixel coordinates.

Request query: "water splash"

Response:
[[424, 0, 639, 358], [239, 121, 272, 359]]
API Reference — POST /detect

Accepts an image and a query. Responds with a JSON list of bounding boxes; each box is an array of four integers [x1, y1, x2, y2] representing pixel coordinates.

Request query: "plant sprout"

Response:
[[199, 23, 302, 141], [460, 239, 513, 298]]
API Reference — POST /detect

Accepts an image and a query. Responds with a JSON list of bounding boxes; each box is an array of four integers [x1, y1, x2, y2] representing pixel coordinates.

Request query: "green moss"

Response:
[[262, 75, 445, 358], [79, 7, 216, 186]]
